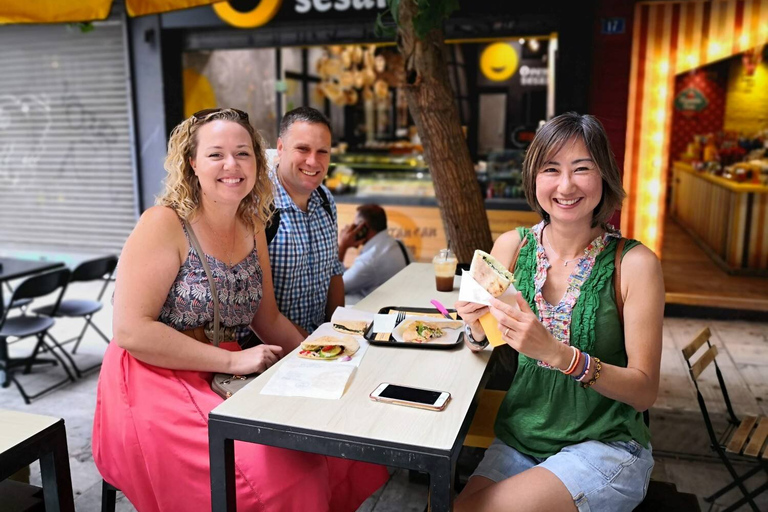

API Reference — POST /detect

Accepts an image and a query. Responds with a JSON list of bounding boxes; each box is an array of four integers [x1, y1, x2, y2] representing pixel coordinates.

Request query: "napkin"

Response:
[[259, 316, 371, 399], [259, 359, 356, 400], [458, 269, 519, 347]]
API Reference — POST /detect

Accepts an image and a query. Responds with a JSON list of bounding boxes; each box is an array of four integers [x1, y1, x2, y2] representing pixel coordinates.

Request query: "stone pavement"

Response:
[[1, 279, 766, 511]]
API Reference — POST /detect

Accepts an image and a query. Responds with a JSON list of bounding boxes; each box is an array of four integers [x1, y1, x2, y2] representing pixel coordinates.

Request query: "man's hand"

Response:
[[339, 223, 366, 260]]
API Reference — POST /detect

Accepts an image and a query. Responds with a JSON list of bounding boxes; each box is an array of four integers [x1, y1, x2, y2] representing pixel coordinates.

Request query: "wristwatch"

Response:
[[464, 323, 489, 349]]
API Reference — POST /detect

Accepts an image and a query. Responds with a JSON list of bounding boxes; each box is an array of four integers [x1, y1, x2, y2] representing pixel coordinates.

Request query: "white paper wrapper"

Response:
[[391, 315, 463, 344], [458, 269, 519, 308]]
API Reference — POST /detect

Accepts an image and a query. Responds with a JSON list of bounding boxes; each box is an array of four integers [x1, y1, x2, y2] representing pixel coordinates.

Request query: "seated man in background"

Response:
[[339, 204, 410, 304]]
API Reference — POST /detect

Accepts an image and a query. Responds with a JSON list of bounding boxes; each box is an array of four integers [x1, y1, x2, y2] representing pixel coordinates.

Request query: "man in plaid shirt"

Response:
[[268, 107, 344, 334]]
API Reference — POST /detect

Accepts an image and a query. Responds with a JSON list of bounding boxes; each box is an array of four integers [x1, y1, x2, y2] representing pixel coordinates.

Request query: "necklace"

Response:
[[544, 226, 582, 267], [202, 215, 236, 267]]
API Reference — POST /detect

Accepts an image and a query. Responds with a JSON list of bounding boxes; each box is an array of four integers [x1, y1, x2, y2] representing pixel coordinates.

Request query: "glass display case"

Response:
[[325, 151, 530, 211], [325, 153, 432, 197], [477, 150, 526, 199]]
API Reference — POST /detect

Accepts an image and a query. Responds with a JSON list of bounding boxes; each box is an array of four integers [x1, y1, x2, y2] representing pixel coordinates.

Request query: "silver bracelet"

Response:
[[464, 323, 489, 349]]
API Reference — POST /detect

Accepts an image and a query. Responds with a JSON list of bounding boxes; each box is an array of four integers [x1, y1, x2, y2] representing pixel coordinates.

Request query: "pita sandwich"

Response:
[[402, 320, 462, 343], [298, 335, 359, 360], [469, 250, 515, 298], [332, 320, 369, 335]]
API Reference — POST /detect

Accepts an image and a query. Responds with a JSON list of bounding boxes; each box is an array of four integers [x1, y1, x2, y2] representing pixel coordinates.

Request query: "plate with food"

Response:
[[365, 307, 463, 349], [393, 317, 463, 345]]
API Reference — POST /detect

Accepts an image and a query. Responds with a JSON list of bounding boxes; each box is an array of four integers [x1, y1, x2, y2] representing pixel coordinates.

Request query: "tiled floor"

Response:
[[1, 279, 766, 511]]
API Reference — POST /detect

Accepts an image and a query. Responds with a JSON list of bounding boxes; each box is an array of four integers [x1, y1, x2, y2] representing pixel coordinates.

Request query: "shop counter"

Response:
[[670, 162, 768, 274]]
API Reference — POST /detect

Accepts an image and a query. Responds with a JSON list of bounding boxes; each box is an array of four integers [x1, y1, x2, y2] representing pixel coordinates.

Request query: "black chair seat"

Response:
[[36, 299, 103, 317], [0, 316, 55, 338]]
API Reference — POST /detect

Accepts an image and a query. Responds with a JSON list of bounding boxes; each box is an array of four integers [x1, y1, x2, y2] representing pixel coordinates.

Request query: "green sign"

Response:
[[674, 87, 709, 112]]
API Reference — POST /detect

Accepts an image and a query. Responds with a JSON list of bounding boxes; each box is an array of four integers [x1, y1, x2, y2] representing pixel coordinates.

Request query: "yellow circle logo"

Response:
[[480, 42, 518, 82], [213, 0, 283, 29]]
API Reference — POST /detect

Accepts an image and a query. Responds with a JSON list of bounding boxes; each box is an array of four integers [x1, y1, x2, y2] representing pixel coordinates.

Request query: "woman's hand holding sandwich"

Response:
[[455, 300, 490, 352], [489, 293, 572, 370]]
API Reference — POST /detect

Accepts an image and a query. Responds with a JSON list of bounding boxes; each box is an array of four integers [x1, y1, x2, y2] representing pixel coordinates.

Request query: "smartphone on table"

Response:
[[369, 383, 451, 411]]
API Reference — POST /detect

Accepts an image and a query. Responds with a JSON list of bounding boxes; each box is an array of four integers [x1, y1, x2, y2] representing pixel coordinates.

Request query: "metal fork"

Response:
[[395, 311, 406, 326]]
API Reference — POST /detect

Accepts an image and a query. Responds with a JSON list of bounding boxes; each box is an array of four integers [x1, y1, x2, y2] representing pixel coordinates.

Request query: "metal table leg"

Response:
[[428, 455, 455, 512], [39, 422, 75, 512], [209, 421, 236, 512]]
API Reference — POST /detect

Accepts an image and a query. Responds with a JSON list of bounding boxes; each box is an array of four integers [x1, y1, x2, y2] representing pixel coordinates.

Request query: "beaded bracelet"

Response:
[[581, 357, 602, 388], [573, 352, 591, 382], [561, 346, 580, 375]]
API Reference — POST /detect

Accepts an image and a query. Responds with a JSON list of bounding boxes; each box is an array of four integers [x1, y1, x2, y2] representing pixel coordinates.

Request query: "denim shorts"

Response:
[[471, 438, 654, 512]]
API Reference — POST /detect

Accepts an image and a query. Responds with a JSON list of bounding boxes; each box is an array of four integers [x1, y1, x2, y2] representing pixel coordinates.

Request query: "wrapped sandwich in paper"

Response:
[[458, 250, 520, 347]]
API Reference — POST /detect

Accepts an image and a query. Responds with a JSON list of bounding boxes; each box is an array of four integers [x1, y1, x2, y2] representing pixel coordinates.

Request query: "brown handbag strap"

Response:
[[183, 219, 220, 347], [614, 237, 627, 328]]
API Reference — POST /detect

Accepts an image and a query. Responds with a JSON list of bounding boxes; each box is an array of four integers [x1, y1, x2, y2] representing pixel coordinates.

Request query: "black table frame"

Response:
[[0, 418, 75, 512], [209, 373, 488, 512]]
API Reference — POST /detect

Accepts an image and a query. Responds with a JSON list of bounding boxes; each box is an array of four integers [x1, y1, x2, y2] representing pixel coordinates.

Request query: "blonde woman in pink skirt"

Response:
[[92, 108, 388, 512]]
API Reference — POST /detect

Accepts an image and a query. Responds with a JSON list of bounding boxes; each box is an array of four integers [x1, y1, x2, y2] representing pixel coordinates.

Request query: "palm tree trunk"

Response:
[[395, 0, 493, 263]]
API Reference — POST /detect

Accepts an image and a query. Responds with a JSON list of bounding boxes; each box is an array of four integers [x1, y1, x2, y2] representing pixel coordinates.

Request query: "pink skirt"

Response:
[[92, 342, 389, 512]]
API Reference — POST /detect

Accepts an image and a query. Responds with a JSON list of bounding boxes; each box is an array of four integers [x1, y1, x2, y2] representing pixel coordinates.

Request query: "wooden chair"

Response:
[[464, 389, 506, 449], [681, 327, 768, 512]]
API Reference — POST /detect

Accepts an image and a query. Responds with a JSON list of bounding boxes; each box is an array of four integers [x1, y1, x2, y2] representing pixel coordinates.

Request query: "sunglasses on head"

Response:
[[191, 108, 249, 121]]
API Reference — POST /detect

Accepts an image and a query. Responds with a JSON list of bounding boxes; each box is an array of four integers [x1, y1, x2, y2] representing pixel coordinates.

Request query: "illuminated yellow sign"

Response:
[[480, 42, 518, 82], [213, 0, 282, 28]]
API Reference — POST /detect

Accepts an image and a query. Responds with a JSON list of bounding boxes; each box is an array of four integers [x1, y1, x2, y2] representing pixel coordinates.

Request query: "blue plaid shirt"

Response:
[[268, 175, 344, 333]]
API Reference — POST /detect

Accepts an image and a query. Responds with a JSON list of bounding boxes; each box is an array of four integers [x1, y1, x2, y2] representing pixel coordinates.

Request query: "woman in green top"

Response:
[[454, 113, 664, 512]]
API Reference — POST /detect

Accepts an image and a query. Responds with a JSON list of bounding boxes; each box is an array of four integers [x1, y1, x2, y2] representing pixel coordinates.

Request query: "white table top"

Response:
[[212, 263, 492, 452], [0, 409, 60, 454]]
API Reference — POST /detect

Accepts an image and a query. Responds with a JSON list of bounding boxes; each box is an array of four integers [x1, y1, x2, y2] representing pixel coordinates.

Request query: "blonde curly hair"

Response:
[[156, 108, 273, 230]]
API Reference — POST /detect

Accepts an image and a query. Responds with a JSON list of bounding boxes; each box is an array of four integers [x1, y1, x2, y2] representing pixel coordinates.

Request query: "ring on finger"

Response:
[[504, 327, 510, 337]]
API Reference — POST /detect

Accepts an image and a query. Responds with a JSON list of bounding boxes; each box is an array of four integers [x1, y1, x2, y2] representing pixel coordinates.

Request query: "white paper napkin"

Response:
[[259, 359, 356, 400], [259, 319, 370, 399], [372, 314, 397, 333]]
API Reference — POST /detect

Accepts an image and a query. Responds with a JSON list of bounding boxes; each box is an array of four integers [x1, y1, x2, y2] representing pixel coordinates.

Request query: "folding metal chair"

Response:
[[682, 327, 768, 512], [3, 281, 32, 313], [34, 255, 117, 376], [0, 268, 76, 404]]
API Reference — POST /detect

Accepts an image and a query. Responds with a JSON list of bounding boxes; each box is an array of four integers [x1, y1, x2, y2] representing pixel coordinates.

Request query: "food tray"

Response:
[[365, 306, 463, 350]]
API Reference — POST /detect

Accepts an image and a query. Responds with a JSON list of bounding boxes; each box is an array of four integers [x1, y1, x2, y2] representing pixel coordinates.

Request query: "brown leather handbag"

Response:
[[184, 219, 256, 399]]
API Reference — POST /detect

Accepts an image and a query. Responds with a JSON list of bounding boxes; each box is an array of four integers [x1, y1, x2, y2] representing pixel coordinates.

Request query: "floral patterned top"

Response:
[[157, 222, 263, 343], [530, 221, 620, 369]]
